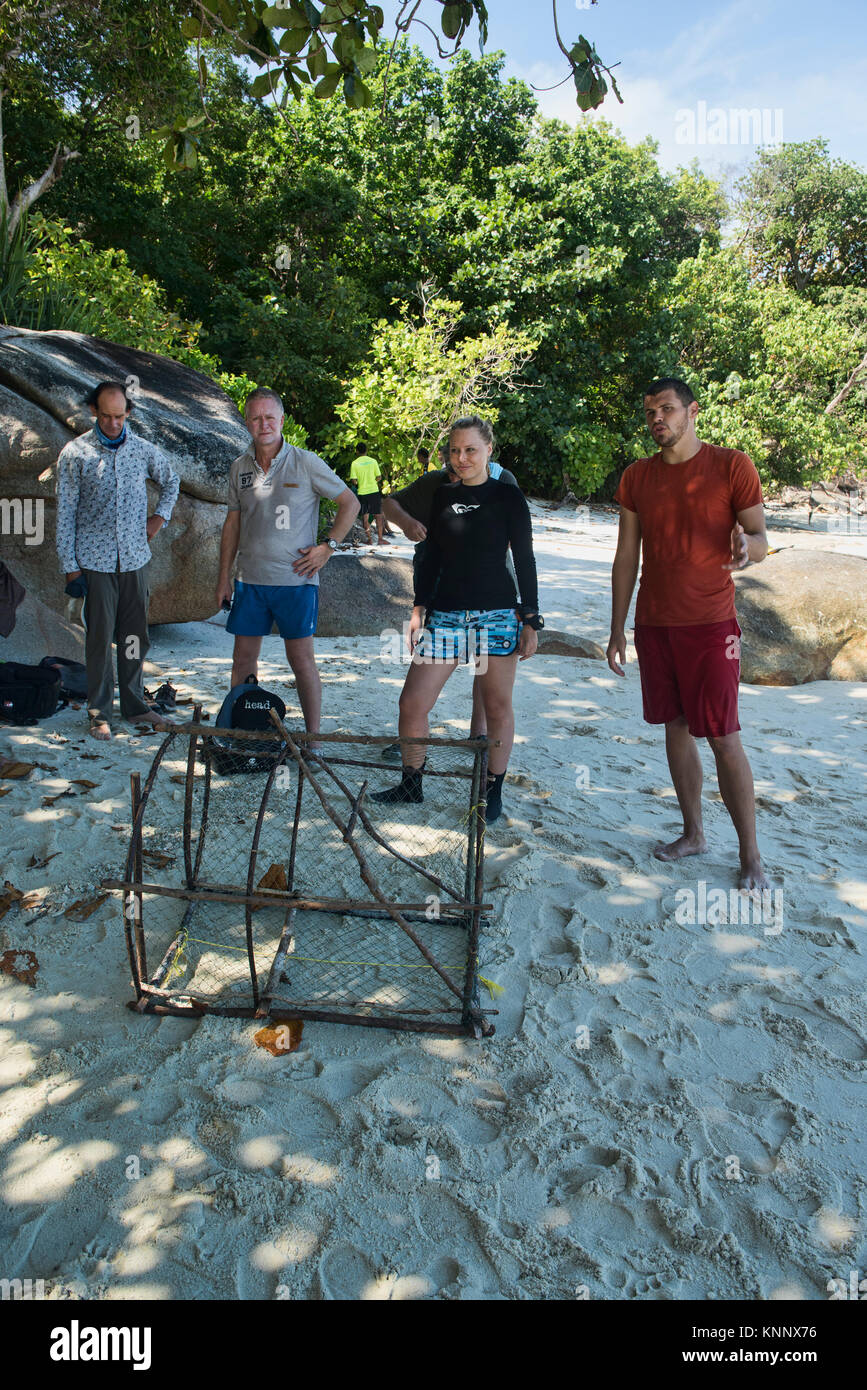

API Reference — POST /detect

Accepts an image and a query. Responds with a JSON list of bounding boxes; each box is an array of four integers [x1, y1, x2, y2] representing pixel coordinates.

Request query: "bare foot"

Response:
[[653, 833, 708, 862], [127, 712, 175, 731], [377, 538, 391, 545], [739, 858, 768, 891], [89, 719, 111, 741]]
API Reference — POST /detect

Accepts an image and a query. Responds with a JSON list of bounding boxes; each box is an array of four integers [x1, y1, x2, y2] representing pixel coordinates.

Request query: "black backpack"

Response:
[[206, 674, 286, 774], [39, 656, 88, 702], [0, 662, 62, 726]]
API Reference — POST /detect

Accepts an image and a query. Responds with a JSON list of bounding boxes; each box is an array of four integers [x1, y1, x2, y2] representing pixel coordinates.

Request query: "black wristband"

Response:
[[521, 613, 544, 631]]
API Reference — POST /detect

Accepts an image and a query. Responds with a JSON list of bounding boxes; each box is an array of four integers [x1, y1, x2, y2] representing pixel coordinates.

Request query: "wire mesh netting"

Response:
[[109, 721, 495, 1036]]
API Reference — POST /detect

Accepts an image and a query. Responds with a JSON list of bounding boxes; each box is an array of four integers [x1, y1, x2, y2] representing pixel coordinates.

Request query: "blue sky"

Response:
[[388, 0, 867, 183]]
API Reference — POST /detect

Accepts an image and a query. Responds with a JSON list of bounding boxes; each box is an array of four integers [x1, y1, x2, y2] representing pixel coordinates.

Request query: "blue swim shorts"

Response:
[[226, 581, 319, 639], [416, 607, 520, 663]]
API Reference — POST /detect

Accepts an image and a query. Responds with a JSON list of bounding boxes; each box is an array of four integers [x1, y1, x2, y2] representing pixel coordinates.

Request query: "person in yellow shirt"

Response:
[[349, 444, 388, 546]]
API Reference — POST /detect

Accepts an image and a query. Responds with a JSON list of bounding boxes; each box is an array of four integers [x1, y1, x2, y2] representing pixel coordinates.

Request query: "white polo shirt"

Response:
[[227, 440, 346, 587]]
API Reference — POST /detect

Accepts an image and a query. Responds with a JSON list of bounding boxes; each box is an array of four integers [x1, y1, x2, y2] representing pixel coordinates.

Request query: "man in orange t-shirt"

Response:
[[607, 378, 769, 890]]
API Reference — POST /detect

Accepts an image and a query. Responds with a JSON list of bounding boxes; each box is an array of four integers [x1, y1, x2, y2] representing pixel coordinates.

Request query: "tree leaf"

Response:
[[0, 948, 39, 988], [250, 71, 277, 98], [254, 1020, 304, 1054], [280, 26, 310, 53], [314, 71, 341, 99], [346, 73, 373, 108], [0, 882, 24, 921], [441, 4, 463, 40], [307, 44, 328, 78], [64, 893, 109, 921], [353, 45, 376, 75], [0, 761, 34, 778], [332, 29, 359, 64]]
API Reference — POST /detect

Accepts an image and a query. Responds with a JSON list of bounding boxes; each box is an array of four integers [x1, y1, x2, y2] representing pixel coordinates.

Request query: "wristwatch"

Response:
[[520, 611, 545, 630], [326, 538, 339, 552]]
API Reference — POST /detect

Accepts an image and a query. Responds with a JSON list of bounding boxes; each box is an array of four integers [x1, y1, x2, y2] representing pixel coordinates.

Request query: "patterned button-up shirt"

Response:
[[55, 426, 180, 574]]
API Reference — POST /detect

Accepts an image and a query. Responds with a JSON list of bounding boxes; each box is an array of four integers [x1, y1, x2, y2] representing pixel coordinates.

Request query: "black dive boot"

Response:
[[484, 771, 506, 822], [371, 762, 425, 804]]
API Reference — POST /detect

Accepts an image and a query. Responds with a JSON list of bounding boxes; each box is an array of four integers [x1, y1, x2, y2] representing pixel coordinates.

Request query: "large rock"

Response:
[[0, 381, 71, 495], [0, 326, 250, 624], [735, 549, 867, 684], [537, 629, 604, 659], [1, 587, 85, 666], [316, 557, 606, 656], [317, 552, 414, 636], [0, 327, 249, 503]]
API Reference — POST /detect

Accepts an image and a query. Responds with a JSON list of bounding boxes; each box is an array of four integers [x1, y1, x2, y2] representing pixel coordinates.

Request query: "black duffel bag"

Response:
[[0, 661, 62, 726], [39, 655, 88, 701]]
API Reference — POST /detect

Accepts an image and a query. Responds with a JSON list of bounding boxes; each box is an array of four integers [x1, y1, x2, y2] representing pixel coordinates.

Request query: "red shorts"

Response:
[[633, 618, 741, 738]]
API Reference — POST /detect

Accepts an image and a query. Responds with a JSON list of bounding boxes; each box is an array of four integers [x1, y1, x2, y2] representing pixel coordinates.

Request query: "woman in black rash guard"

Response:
[[372, 415, 543, 822]]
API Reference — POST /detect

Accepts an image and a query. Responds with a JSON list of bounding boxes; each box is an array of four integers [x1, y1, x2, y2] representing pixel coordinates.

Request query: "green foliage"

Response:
[[7, 212, 261, 411], [3, 18, 864, 495], [323, 293, 537, 486], [665, 247, 867, 485], [736, 139, 867, 293], [0, 207, 51, 327]]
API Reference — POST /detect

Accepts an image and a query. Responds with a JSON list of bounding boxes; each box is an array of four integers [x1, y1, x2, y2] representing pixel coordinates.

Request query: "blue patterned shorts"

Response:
[[415, 607, 520, 663]]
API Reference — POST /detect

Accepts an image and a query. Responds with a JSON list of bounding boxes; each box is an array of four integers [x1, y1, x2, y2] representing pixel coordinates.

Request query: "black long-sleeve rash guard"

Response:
[[413, 478, 539, 613]]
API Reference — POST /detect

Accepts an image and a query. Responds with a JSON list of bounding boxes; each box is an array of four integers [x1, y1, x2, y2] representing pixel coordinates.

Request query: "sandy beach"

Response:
[[1, 506, 865, 1301]]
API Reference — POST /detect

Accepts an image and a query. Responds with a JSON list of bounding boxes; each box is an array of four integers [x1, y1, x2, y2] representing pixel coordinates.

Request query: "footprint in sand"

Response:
[[484, 841, 532, 885], [26, 1194, 109, 1278], [700, 1098, 795, 1175], [411, 1187, 502, 1292], [155, 1016, 200, 1045], [277, 1089, 344, 1162], [219, 1075, 265, 1105], [763, 998, 867, 1063], [139, 1085, 182, 1124], [315, 1060, 386, 1103], [317, 1244, 377, 1300], [554, 1145, 627, 1194], [365, 1076, 503, 1148], [623, 1271, 675, 1299]]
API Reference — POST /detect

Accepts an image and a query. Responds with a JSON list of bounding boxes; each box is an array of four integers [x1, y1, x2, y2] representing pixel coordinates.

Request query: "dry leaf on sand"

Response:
[[254, 1020, 304, 1055], [64, 893, 109, 921], [0, 948, 39, 987]]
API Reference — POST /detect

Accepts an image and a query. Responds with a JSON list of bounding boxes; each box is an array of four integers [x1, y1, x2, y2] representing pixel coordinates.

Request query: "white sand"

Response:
[[1, 508, 865, 1301]]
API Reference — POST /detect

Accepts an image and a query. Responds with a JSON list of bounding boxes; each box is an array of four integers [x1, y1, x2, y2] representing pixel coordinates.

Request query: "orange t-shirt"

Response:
[[614, 442, 763, 625]]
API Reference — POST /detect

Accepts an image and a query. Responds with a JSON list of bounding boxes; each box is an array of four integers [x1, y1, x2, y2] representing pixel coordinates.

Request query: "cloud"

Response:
[[508, 20, 867, 178]]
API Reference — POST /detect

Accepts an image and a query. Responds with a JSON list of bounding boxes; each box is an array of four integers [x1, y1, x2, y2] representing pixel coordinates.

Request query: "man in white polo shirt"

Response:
[[215, 388, 359, 736]]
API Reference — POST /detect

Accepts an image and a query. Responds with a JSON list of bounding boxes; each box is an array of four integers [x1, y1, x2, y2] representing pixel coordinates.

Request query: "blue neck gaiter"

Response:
[[94, 421, 127, 450]]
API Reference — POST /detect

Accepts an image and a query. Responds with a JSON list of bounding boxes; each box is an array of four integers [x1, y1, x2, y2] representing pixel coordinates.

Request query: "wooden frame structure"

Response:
[[102, 708, 496, 1038]]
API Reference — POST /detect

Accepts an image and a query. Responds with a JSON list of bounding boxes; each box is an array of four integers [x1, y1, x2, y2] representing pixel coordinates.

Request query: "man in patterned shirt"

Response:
[[55, 382, 180, 740]]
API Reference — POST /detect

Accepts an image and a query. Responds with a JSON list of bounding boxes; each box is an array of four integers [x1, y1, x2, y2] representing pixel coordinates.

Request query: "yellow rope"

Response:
[[185, 937, 464, 971], [171, 936, 504, 997]]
